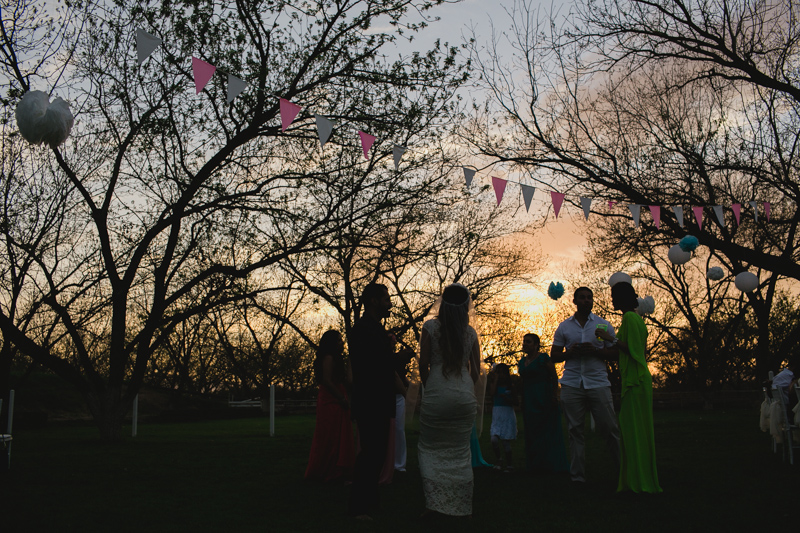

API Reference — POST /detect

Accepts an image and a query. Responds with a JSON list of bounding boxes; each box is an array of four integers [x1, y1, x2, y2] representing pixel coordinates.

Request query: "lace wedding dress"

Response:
[[418, 319, 478, 516]]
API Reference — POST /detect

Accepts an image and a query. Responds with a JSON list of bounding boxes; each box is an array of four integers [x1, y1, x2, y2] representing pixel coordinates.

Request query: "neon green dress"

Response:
[[616, 311, 662, 493]]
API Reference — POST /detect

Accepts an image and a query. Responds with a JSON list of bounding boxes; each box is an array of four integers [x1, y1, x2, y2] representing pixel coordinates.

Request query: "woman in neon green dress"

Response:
[[596, 281, 662, 493]]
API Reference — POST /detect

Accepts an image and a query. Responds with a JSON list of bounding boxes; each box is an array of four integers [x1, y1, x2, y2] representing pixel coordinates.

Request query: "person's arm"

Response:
[[595, 325, 623, 359], [321, 355, 349, 409], [394, 371, 407, 396], [487, 371, 498, 397], [550, 344, 566, 363], [546, 358, 559, 408], [469, 336, 480, 383], [419, 327, 431, 387]]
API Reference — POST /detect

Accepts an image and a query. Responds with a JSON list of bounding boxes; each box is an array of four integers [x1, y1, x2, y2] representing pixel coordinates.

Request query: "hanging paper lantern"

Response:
[[707, 267, 724, 281], [636, 295, 655, 316], [668, 244, 691, 265], [679, 235, 699, 252], [15, 90, 74, 148], [608, 272, 632, 287], [547, 281, 565, 300], [734, 272, 759, 292]]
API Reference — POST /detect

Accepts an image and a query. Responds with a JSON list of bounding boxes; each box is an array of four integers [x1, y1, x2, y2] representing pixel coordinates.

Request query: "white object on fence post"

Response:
[[132, 394, 138, 437], [270, 384, 275, 437]]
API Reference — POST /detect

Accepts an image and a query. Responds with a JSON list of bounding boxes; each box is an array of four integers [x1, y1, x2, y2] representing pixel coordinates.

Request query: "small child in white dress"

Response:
[[488, 363, 517, 472]]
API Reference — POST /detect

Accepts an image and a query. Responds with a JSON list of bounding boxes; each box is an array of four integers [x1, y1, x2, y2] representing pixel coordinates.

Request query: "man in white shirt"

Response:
[[551, 286, 620, 483]]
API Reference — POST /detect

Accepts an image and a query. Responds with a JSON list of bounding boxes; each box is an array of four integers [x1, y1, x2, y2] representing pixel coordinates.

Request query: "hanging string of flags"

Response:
[[136, 29, 773, 229]]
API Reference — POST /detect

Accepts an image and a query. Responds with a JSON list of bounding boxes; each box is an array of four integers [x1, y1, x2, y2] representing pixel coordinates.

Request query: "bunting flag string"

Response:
[[134, 29, 778, 234]]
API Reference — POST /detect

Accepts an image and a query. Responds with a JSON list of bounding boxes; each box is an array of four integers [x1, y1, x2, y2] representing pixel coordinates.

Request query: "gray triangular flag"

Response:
[[628, 204, 642, 228], [463, 167, 476, 187], [672, 205, 684, 227], [749, 200, 758, 222], [136, 29, 162, 65], [521, 184, 535, 212], [393, 145, 407, 171], [315, 115, 334, 149], [580, 197, 592, 220], [712, 205, 725, 227], [227, 74, 247, 103]]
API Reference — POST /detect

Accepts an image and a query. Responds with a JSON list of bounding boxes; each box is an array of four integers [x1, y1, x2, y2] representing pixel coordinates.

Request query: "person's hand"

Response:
[[595, 327, 614, 342]]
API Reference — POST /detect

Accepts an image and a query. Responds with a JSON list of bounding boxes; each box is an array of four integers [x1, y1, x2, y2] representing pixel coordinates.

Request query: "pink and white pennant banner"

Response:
[[280, 98, 301, 132], [358, 131, 376, 159], [551, 192, 565, 218], [492, 177, 507, 205], [192, 57, 216, 94]]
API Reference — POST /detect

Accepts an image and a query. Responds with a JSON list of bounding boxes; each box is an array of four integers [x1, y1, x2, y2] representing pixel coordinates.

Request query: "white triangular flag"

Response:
[[393, 145, 407, 171], [227, 74, 247, 103], [749, 200, 758, 222], [672, 206, 684, 227], [712, 205, 725, 227], [463, 167, 476, 187], [136, 29, 162, 65], [629, 204, 641, 228], [315, 115, 334, 149], [521, 184, 535, 212], [580, 197, 592, 220]]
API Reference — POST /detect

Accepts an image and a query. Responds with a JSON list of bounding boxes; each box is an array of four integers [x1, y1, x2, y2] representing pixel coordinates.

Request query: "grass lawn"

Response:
[[1, 408, 796, 532]]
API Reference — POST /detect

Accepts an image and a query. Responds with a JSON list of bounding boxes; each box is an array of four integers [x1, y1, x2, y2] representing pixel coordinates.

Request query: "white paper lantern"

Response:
[[707, 267, 724, 280], [608, 272, 632, 287], [734, 272, 759, 292], [15, 90, 74, 148], [668, 244, 691, 265], [636, 295, 655, 316]]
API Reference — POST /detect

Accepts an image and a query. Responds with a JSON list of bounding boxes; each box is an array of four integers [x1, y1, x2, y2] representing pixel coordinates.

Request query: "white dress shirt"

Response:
[[553, 313, 616, 390]]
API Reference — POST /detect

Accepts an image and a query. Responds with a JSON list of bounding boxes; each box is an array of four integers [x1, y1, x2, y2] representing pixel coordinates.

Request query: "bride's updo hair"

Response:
[[437, 283, 472, 378]]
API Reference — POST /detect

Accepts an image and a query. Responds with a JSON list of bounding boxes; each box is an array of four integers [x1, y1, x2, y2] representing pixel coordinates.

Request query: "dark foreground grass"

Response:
[[1, 409, 796, 532]]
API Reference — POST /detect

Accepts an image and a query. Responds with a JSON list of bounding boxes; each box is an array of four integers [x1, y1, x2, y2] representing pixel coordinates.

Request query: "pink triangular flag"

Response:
[[608, 200, 617, 209], [192, 57, 216, 94], [279, 98, 302, 132], [491, 177, 507, 206], [764, 202, 771, 221], [731, 203, 741, 225], [649, 205, 661, 229], [551, 192, 565, 218], [692, 206, 704, 230], [359, 131, 376, 160]]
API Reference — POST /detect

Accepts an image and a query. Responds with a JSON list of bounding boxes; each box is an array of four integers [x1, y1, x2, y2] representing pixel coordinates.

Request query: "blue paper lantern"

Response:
[[679, 235, 699, 252], [548, 281, 565, 300]]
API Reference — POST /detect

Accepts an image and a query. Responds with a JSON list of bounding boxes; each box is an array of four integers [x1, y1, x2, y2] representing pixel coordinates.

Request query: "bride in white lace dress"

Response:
[[418, 284, 480, 517]]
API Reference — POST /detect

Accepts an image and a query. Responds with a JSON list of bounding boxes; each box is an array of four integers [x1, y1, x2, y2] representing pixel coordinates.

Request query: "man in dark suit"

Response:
[[348, 283, 396, 519]]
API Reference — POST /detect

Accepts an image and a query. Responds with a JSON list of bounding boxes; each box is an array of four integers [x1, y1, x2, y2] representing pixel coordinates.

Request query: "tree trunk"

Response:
[[86, 386, 128, 443]]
